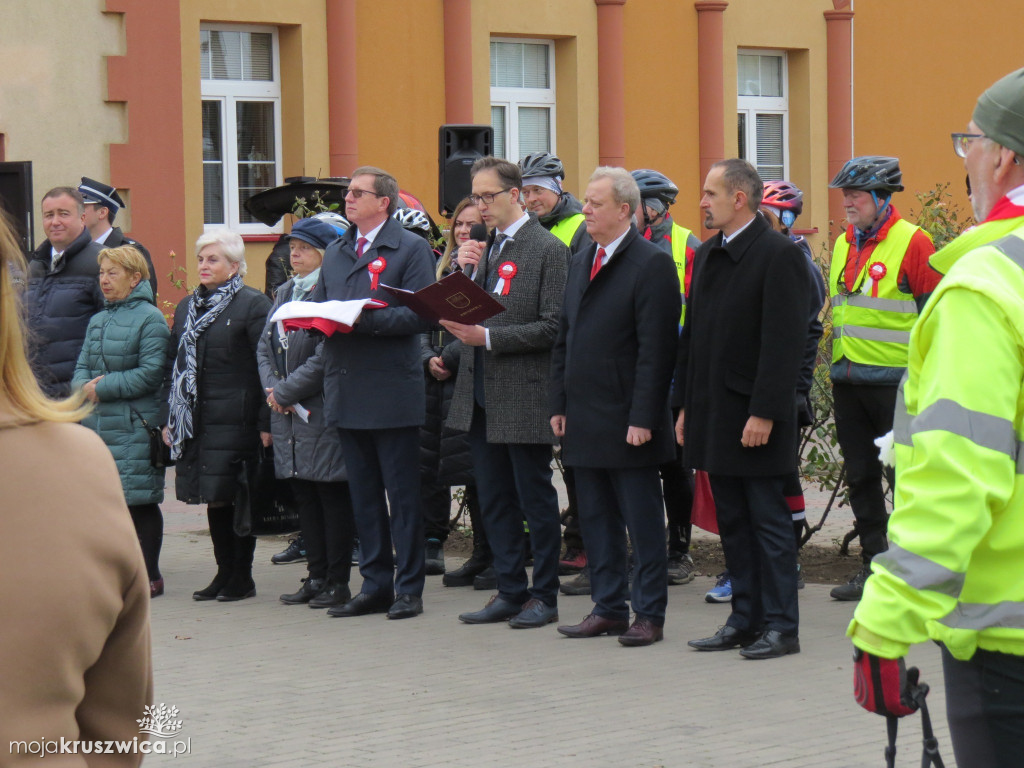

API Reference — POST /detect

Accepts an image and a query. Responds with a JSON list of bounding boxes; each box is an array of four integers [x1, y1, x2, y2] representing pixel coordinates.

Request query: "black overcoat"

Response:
[[550, 226, 681, 468], [161, 285, 272, 503], [672, 213, 810, 476]]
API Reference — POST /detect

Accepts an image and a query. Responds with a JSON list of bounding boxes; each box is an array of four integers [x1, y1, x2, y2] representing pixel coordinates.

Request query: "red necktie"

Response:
[[357, 237, 368, 258], [590, 247, 606, 280]]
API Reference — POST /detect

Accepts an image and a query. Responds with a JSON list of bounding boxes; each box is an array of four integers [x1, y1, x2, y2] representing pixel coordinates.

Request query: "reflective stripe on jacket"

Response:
[[828, 218, 921, 368], [849, 228, 1024, 661]]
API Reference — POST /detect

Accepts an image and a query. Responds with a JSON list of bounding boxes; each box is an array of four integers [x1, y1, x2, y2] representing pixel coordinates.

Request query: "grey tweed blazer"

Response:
[[446, 215, 569, 444]]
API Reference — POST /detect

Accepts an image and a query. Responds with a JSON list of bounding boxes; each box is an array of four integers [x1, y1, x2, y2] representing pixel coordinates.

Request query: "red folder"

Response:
[[381, 271, 506, 325]]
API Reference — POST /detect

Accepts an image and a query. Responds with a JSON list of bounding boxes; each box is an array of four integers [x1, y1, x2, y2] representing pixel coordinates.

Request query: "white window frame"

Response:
[[489, 38, 556, 162], [200, 23, 283, 234], [737, 49, 789, 181]]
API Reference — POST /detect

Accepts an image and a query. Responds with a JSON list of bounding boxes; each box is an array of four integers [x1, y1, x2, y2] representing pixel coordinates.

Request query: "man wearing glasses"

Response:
[[312, 166, 435, 620], [849, 67, 1024, 765], [825, 156, 939, 602], [442, 156, 569, 629]]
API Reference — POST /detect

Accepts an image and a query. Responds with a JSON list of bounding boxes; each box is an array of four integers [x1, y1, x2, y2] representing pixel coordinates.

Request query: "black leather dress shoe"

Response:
[[739, 629, 801, 659], [557, 613, 630, 638], [326, 590, 392, 618], [308, 581, 351, 609], [387, 594, 424, 619], [508, 598, 558, 628], [458, 595, 524, 624], [280, 577, 325, 605], [687, 625, 759, 651], [473, 565, 497, 590], [443, 556, 491, 587]]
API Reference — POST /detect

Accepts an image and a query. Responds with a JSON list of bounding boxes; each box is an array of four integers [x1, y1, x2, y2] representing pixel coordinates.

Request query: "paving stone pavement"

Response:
[[149, 499, 954, 768]]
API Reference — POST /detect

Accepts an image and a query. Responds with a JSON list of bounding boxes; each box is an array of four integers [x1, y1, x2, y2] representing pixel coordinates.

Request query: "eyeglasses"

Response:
[[951, 133, 986, 158], [346, 188, 382, 199], [468, 188, 512, 206]]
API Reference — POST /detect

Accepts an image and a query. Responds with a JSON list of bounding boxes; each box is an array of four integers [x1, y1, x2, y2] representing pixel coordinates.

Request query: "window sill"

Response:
[[792, 227, 818, 235], [241, 234, 282, 243]]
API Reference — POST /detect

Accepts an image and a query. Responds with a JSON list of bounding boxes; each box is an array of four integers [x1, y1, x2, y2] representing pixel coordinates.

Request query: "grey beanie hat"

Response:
[[973, 67, 1024, 157]]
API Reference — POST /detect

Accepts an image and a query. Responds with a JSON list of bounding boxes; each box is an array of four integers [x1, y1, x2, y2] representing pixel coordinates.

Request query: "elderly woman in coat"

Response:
[[161, 229, 272, 602], [73, 245, 170, 598], [258, 217, 356, 611]]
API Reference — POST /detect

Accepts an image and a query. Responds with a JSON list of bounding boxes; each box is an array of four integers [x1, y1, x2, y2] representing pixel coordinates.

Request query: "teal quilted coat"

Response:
[[73, 281, 170, 505]]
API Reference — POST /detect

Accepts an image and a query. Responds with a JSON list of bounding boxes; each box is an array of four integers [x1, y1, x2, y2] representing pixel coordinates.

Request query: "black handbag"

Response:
[[234, 444, 299, 536], [129, 407, 174, 469]]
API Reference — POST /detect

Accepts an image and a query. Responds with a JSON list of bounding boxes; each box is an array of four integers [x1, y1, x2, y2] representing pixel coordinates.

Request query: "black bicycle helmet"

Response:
[[630, 169, 678, 206], [828, 156, 904, 193], [519, 152, 564, 180]]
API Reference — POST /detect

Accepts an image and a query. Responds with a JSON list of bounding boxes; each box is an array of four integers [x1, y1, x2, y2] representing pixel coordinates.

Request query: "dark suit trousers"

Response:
[[709, 473, 799, 636], [338, 427, 425, 597], [469, 405, 560, 607], [290, 479, 355, 585], [575, 466, 668, 624]]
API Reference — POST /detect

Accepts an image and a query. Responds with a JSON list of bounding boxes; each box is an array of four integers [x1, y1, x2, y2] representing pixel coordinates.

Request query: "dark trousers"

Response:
[[290, 479, 355, 585], [942, 644, 1024, 768], [469, 405, 560, 606], [128, 503, 163, 581], [338, 426, 425, 597], [709, 473, 799, 636], [661, 450, 694, 557], [833, 382, 897, 562], [575, 465, 668, 624], [207, 504, 255, 577]]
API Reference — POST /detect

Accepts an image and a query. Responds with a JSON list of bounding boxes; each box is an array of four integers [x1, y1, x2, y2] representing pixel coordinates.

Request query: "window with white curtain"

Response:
[[737, 51, 788, 182], [201, 25, 283, 232], [489, 39, 555, 162]]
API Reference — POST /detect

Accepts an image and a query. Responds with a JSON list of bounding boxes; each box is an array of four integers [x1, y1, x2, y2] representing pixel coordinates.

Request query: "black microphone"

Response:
[[466, 223, 488, 279]]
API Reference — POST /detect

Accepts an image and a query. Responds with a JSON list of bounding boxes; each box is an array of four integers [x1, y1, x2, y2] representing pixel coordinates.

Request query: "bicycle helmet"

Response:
[[312, 210, 350, 236], [392, 208, 432, 234], [519, 152, 564, 180], [630, 169, 678, 206], [761, 181, 804, 214], [828, 156, 904, 193]]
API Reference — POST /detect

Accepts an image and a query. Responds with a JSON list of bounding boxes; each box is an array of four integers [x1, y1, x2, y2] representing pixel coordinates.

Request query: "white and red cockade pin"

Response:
[[367, 257, 387, 290], [493, 261, 517, 296], [867, 261, 887, 297]]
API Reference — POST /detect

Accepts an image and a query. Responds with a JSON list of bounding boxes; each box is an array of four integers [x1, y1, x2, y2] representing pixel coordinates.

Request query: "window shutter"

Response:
[[517, 107, 551, 156], [755, 113, 784, 180]]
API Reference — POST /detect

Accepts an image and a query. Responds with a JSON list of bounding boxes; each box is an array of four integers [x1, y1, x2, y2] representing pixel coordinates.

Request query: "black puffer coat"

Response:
[[161, 285, 272, 503], [24, 229, 105, 397], [419, 324, 474, 487]]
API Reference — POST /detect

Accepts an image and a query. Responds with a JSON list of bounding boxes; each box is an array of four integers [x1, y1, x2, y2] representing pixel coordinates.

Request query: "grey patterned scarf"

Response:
[[166, 275, 243, 460]]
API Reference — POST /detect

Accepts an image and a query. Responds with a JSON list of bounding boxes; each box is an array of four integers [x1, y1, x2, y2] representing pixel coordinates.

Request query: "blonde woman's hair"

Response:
[[438, 197, 480, 279], [98, 245, 150, 280], [0, 212, 90, 422]]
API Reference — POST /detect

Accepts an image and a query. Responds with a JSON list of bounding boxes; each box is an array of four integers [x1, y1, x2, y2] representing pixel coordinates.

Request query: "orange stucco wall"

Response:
[[353, 0, 447, 216], [105, 0, 186, 311], [852, 0, 1021, 227], [622, 1, 701, 228]]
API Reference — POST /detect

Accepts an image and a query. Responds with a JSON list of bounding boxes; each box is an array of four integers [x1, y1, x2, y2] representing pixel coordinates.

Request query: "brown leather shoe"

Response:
[[558, 613, 630, 638], [618, 616, 664, 647]]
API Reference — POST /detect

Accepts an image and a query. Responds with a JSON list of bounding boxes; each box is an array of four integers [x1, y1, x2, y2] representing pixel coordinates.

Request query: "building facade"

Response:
[[0, 0, 1015, 303]]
